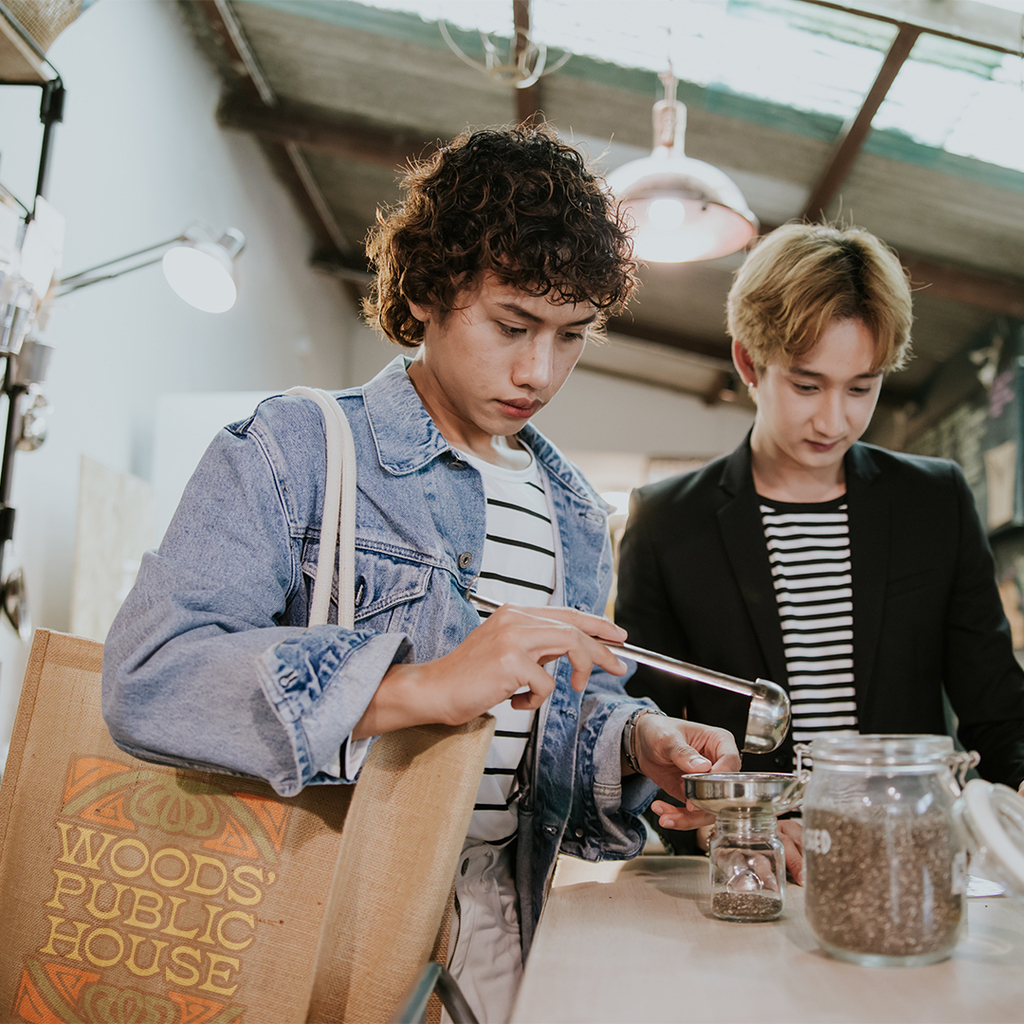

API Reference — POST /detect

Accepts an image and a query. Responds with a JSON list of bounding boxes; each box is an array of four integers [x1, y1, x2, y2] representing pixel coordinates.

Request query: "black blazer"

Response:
[[615, 436, 1024, 788]]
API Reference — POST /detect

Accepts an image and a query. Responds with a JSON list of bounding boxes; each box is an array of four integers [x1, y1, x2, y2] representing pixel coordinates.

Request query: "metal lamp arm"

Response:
[[56, 234, 187, 295]]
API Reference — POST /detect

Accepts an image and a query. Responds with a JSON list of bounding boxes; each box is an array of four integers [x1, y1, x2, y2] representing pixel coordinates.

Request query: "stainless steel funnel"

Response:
[[682, 772, 805, 816], [468, 594, 791, 753]]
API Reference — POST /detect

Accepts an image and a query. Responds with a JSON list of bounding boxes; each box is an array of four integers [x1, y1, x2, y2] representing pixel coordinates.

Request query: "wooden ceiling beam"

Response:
[[195, 0, 274, 105], [216, 92, 438, 169], [797, 0, 1024, 58], [512, 0, 543, 128], [194, 0, 369, 304], [515, 82, 543, 128], [902, 255, 1024, 321], [802, 23, 920, 221], [605, 317, 732, 365]]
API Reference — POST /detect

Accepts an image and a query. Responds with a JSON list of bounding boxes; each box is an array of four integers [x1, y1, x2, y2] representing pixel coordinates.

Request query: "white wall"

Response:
[[533, 366, 753, 459], [0, 0, 356, 768]]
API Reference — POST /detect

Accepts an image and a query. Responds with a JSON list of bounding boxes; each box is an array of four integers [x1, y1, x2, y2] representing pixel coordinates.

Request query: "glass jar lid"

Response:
[[808, 733, 954, 766], [959, 779, 1024, 899]]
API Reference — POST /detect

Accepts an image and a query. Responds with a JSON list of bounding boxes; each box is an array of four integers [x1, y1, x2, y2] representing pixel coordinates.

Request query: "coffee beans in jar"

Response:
[[799, 735, 976, 967]]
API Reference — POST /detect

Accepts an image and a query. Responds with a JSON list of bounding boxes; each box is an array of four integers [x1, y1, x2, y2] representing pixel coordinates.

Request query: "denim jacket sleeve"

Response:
[[101, 395, 408, 797], [568, 666, 659, 861], [519, 442, 659, 865]]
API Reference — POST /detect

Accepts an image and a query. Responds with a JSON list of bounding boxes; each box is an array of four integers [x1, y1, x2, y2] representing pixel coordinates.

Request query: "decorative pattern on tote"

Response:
[[12, 755, 296, 1024]]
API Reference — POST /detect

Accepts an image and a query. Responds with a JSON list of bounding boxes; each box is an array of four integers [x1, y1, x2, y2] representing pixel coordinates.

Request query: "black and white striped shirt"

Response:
[[457, 447, 557, 845], [759, 496, 859, 746]]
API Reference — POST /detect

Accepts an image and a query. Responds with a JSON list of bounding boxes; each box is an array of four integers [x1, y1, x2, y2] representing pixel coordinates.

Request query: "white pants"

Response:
[[444, 841, 523, 1024]]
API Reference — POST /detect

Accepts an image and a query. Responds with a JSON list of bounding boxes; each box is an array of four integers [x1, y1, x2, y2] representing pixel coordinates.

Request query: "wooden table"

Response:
[[510, 856, 1024, 1023]]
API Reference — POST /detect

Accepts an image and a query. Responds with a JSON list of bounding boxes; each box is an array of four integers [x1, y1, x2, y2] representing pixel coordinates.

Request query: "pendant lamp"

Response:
[[607, 70, 758, 263]]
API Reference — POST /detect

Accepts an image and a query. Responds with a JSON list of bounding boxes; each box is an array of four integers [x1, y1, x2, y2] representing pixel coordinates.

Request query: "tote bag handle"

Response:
[[285, 387, 357, 629]]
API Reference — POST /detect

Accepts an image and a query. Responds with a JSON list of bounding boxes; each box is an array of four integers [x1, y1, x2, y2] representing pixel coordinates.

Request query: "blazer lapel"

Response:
[[716, 439, 790, 691], [845, 443, 888, 721]]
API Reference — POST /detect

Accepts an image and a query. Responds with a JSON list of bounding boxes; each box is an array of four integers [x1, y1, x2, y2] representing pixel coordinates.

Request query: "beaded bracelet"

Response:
[[621, 707, 665, 774]]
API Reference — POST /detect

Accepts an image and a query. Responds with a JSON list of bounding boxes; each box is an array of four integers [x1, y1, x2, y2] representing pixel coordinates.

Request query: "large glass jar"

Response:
[[800, 734, 976, 967]]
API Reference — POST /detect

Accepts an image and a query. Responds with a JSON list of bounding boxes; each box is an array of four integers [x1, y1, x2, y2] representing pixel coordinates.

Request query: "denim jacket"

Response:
[[102, 355, 656, 951]]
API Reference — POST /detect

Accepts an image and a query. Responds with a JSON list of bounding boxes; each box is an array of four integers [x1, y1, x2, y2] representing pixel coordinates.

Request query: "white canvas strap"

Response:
[[285, 387, 357, 629]]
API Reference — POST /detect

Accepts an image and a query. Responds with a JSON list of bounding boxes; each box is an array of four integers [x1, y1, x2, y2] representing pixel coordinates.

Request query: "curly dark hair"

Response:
[[363, 124, 639, 347]]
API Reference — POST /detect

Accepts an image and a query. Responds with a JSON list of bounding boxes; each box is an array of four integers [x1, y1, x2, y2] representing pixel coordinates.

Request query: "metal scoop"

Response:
[[468, 593, 791, 754]]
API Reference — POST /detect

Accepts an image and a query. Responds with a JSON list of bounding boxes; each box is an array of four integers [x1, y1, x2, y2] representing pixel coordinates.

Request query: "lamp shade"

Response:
[[607, 76, 758, 263], [161, 229, 245, 313]]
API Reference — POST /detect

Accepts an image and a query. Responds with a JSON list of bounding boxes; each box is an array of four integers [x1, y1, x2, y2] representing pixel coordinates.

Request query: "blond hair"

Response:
[[726, 222, 913, 373]]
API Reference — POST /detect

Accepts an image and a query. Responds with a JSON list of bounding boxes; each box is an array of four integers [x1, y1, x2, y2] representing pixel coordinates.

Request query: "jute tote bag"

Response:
[[0, 390, 493, 1024], [0, 628, 353, 1024]]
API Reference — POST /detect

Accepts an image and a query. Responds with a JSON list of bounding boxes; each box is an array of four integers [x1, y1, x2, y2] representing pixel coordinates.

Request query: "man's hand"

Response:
[[632, 714, 741, 831], [355, 603, 628, 738], [777, 819, 804, 883]]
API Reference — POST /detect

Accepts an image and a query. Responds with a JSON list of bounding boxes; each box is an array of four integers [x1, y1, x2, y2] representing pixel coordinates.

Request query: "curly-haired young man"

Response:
[[103, 125, 739, 1022]]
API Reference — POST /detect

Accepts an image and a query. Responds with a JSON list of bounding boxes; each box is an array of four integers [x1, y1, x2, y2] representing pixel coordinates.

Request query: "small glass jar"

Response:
[[709, 810, 786, 921], [800, 734, 975, 967]]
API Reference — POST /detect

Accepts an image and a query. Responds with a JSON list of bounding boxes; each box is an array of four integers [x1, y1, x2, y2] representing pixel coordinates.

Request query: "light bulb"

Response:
[[647, 197, 688, 230]]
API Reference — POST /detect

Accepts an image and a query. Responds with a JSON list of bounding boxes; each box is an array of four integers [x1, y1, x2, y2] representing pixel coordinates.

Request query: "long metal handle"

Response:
[[470, 592, 759, 697], [468, 592, 791, 753], [614, 641, 770, 698]]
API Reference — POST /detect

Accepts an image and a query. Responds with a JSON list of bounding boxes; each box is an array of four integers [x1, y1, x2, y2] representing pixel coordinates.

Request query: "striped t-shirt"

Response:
[[456, 446, 557, 845], [759, 495, 859, 746]]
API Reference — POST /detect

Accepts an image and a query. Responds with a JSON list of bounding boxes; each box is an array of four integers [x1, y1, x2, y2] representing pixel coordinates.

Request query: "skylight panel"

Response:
[[531, 0, 889, 125], [874, 39, 1024, 174], [362, 0, 1024, 173]]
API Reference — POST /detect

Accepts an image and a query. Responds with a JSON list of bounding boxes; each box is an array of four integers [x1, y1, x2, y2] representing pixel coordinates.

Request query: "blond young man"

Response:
[[616, 223, 1024, 868]]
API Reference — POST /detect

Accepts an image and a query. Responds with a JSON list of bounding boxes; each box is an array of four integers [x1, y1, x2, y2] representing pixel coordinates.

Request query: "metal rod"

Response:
[[57, 255, 165, 296], [0, 379, 25, 587], [387, 962, 480, 1024], [33, 79, 66, 205], [58, 238, 182, 286], [468, 593, 762, 698], [0, 383, 24, 505]]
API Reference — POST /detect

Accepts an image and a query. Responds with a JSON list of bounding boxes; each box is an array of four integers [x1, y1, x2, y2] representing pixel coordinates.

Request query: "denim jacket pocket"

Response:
[[301, 544, 434, 629]]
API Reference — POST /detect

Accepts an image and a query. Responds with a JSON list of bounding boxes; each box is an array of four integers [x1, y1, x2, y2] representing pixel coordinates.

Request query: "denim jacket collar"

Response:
[[363, 356, 609, 511], [362, 357, 450, 476]]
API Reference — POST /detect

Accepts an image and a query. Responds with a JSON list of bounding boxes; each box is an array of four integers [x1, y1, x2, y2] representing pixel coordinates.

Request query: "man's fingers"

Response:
[[660, 735, 713, 774], [651, 799, 715, 831], [680, 750, 713, 773], [779, 820, 804, 885], [495, 612, 626, 690], [565, 646, 627, 692], [785, 841, 804, 886], [495, 603, 627, 644], [711, 751, 742, 773]]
